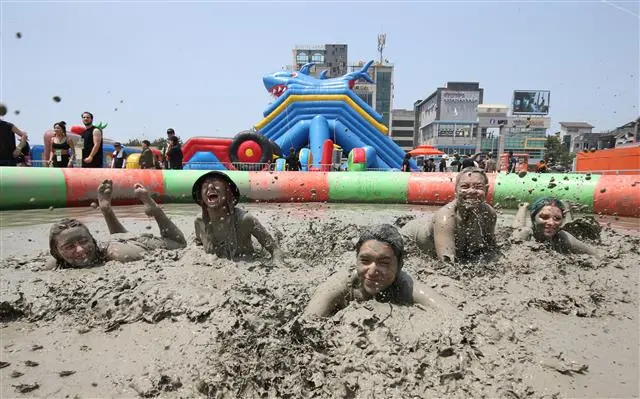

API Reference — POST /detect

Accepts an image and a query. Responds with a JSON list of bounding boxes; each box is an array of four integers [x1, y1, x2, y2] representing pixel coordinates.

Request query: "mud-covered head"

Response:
[[192, 172, 240, 210], [530, 197, 565, 238], [355, 224, 404, 295], [455, 167, 489, 209], [49, 218, 101, 268]]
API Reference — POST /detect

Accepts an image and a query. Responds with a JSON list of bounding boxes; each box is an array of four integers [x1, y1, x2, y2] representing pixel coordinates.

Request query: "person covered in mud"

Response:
[[401, 167, 497, 262], [302, 224, 454, 318], [510, 197, 599, 256], [192, 171, 285, 264], [47, 180, 186, 269]]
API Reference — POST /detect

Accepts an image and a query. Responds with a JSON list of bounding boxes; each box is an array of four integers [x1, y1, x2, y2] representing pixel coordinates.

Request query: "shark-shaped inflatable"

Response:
[[263, 61, 375, 98], [257, 60, 417, 171]]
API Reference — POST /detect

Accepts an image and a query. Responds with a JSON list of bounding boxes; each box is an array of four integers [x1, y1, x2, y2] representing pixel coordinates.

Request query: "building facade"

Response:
[[413, 82, 484, 155], [390, 109, 414, 152], [558, 122, 594, 152], [291, 44, 348, 78], [349, 62, 394, 128]]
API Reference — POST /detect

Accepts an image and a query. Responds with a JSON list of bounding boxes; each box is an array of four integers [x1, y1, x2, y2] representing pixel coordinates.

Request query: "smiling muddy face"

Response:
[[50, 220, 99, 267], [455, 168, 488, 210], [357, 240, 399, 295], [534, 205, 564, 239], [199, 177, 233, 210]]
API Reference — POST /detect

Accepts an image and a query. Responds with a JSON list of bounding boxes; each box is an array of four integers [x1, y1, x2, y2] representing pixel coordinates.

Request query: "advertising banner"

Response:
[[512, 90, 550, 115]]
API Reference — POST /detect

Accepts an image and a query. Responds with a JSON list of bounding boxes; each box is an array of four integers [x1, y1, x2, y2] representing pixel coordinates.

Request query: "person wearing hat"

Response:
[[302, 224, 455, 318], [162, 128, 177, 169], [192, 171, 284, 263], [110, 142, 127, 169]]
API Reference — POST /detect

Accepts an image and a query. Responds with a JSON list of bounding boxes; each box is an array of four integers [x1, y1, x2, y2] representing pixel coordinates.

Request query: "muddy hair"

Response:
[[49, 218, 102, 268], [355, 224, 405, 271], [529, 197, 565, 225], [455, 167, 489, 190]]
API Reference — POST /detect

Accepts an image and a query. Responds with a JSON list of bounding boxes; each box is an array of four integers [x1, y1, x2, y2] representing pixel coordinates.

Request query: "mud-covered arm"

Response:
[[411, 279, 457, 313], [433, 206, 457, 262], [302, 269, 351, 319], [512, 202, 530, 229], [561, 200, 574, 222], [485, 206, 498, 248], [248, 215, 284, 261], [559, 231, 599, 256], [105, 242, 145, 262]]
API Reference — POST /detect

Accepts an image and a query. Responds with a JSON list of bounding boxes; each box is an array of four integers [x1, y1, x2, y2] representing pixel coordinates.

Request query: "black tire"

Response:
[[270, 139, 282, 159], [229, 132, 273, 171]]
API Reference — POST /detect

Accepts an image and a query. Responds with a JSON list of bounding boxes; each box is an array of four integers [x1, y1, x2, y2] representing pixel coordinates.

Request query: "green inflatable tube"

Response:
[[493, 173, 600, 212], [328, 171, 410, 203], [0, 167, 67, 210]]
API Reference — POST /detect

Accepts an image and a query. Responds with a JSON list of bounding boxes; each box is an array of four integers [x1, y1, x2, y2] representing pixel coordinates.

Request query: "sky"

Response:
[[1, 0, 638, 145]]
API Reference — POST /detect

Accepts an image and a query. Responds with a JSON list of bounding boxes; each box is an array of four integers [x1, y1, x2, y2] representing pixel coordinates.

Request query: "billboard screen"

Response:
[[512, 90, 550, 115]]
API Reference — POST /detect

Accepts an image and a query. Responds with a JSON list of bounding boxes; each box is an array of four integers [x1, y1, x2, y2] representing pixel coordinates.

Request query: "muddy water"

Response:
[[1, 203, 638, 398]]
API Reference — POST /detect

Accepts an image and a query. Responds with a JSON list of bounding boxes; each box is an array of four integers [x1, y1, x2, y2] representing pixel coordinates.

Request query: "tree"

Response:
[[544, 134, 574, 168], [122, 137, 167, 148]]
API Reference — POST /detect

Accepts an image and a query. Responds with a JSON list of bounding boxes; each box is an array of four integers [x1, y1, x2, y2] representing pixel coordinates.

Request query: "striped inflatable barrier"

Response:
[[0, 168, 638, 217]]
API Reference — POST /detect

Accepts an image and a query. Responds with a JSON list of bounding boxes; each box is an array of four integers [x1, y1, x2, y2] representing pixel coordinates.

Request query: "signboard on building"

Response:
[[512, 90, 550, 115], [439, 91, 480, 121], [510, 116, 551, 129]]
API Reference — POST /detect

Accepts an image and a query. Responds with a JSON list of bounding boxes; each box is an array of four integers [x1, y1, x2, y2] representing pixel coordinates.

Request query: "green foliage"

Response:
[[544, 134, 574, 167]]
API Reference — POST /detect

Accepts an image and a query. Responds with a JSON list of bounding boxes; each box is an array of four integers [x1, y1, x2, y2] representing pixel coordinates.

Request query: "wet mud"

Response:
[[1, 204, 638, 398]]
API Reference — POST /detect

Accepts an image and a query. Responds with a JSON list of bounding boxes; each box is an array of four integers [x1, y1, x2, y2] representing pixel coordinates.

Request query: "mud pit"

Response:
[[1, 203, 638, 398]]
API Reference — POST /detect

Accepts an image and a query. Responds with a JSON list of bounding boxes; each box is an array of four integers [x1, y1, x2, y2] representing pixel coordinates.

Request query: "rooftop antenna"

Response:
[[377, 33, 386, 64]]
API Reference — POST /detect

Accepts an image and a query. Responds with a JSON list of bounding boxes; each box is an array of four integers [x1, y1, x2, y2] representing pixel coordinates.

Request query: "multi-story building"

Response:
[[291, 44, 348, 78], [390, 109, 414, 152], [413, 82, 484, 155], [349, 62, 394, 128], [558, 122, 594, 152]]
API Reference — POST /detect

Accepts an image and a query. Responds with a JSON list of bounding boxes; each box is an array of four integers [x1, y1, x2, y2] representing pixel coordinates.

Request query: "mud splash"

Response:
[[0, 205, 638, 397]]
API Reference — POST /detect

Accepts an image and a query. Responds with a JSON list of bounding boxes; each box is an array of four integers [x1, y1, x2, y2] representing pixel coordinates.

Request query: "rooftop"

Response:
[[559, 122, 594, 128]]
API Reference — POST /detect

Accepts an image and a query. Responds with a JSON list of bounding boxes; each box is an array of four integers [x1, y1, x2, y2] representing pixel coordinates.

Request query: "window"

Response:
[[296, 52, 308, 64], [392, 120, 414, 128], [311, 53, 324, 63]]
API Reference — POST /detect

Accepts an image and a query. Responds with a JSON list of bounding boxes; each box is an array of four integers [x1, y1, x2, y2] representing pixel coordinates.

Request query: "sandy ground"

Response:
[[0, 203, 638, 398]]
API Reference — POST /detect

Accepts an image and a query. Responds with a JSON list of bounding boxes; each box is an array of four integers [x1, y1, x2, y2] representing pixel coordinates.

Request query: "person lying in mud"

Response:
[[401, 167, 497, 262], [510, 197, 599, 256], [192, 171, 284, 263], [47, 180, 186, 269], [303, 224, 455, 318]]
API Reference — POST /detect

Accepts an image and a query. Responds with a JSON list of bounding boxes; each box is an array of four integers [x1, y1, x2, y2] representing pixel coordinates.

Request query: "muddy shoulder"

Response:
[[1, 212, 638, 398]]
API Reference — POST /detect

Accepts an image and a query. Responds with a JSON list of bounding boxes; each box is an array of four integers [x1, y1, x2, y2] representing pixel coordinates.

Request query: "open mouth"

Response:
[[269, 84, 287, 98], [205, 191, 220, 203]]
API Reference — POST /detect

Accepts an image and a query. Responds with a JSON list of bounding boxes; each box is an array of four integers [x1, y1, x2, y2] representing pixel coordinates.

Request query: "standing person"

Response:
[[162, 128, 177, 169], [15, 142, 31, 167], [506, 150, 517, 174], [110, 142, 127, 169], [138, 140, 155, 169], [0, 117, 29, 166], [48, 121, 75, 168], [484, 153, 497, 173], [439, 155, 447, 172], [286, 147, 301, 171], [401, 153, 412, 172], [166, 135, 183, 169], [450, 153, 462, 172], [80, 111, 103, 168]]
